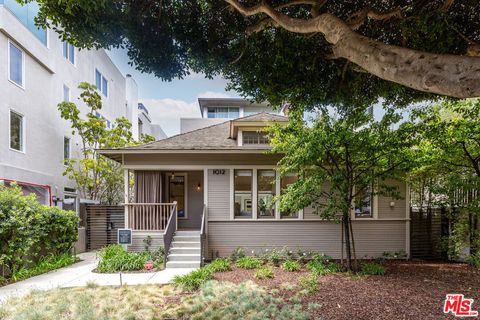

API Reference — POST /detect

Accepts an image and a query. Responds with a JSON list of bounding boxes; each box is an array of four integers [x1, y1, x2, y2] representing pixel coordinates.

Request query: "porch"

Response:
[[123, 170, 207, 268]]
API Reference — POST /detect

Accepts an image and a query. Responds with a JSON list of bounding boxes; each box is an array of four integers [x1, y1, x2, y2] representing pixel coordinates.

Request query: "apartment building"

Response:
[[0, 1, 143, 211], [180, 98, 280, 133], [138, 103, 167, 140]]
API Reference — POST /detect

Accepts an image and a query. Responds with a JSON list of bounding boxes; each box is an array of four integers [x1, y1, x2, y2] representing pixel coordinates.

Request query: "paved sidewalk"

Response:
[[0, 251, 195, 302]]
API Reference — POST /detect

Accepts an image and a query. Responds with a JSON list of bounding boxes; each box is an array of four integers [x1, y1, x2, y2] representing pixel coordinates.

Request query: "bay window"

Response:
[[257, 170, 276, 218], [234, 170, 252, 218]]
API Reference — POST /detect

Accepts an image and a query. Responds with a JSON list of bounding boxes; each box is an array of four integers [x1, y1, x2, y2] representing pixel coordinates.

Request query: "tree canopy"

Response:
[[32, 0, 480, 109]]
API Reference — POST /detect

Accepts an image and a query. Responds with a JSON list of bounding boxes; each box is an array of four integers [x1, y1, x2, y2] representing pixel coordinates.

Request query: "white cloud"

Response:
[[140, 91, 234, 136]]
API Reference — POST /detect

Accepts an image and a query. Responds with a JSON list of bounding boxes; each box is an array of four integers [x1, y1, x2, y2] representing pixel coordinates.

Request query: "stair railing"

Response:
[[200, 204, 207, 266], [163, 201, 177, 268]]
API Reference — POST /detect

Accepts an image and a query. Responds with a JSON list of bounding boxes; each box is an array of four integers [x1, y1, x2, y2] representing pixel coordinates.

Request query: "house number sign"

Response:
[[213, 169, 226, 175]]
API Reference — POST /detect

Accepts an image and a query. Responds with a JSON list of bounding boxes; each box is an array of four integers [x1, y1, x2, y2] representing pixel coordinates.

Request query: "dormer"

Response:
[[229, 113, 289, 147]]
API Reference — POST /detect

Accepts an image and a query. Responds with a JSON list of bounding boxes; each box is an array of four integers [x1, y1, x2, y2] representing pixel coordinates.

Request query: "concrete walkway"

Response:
[[0, 251, 195, 303]]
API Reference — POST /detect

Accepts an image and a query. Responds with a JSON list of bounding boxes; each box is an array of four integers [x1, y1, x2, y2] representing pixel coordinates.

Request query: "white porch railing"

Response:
[[125, 203, 177, 231]]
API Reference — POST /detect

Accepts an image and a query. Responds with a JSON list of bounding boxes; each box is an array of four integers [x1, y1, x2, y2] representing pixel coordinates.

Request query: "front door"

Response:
[[168, 174, 186, 219]]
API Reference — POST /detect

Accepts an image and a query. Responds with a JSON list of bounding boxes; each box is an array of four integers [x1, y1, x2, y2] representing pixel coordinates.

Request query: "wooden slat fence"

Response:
[[86, 205, 125, 250]]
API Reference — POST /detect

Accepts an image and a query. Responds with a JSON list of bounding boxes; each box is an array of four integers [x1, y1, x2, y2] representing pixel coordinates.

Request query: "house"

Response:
[[138, 103, 168, 140], [180, 98, 281, 133], [0, 1, 165, 210], [101, 112, 410, 268]]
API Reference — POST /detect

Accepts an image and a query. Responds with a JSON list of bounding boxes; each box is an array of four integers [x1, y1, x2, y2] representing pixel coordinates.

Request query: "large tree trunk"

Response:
[[226, 1, 480, 98]]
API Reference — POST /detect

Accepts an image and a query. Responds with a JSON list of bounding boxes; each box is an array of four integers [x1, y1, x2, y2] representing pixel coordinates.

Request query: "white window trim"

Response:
[[239, 128, 270, 146], [9, 109, 26, 154], [351, 185, 378, 220], [7, 40, 25, 90], [63, 42, 76, 66]]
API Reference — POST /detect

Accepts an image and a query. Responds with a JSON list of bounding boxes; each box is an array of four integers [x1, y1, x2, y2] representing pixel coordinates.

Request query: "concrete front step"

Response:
[[171, 241, 201, 248], [175, 230, 201, 236], [168, 253, 201, 262], [166, 261, 201, 268], [173, 235, 200, 242], [170, 247, 201, 254]]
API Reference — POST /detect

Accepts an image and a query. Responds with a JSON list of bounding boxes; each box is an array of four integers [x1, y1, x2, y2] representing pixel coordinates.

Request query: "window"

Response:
[[207, 107, 239, 119], [63, 42, 75, 64], [138, 119, 143, 136], [3, 0, 47, 45], [8, 42, 24, 87], [10, 110, 24, 152], [63, 137, 71, 164], [63, 85, 70, 102], [243, 131, 270, 145], [95, 69, 108, 96], [354, 185, 373, 218], [257, 170, 276, 218], [280, 174, 298, 218], [234, 170, 252, 218]]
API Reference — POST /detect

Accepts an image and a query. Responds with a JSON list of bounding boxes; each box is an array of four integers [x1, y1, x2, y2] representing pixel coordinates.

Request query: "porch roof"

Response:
[[99, 113, 288, 162]]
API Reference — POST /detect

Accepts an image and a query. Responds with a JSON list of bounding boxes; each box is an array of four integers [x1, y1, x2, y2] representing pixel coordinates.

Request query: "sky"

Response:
[[107, 48, 240, 136]]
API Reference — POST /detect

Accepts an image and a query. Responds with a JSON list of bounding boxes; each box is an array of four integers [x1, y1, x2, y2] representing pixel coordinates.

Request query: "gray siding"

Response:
[[378, 179, 407, 219], [207, 220, 406, 259], [129, 231, 164, 252], [124, 153, 281, 166], [207, 169, 231, 220]]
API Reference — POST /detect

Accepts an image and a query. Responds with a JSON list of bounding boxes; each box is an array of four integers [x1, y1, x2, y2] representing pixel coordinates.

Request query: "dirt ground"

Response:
[[213, 261, 480, 320]]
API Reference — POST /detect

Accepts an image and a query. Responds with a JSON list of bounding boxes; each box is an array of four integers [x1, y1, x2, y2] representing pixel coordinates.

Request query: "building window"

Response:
[[257, 170, 276, 218], [354, 185, 373, 218], [8, 41, 24, 87], [280, 174, 298, 218], [234, 169, 252, 218], [64, 137, 71, 164], [95, 69, 108, 96], [10, 110, 24, 152], [63, 42, 75, 64], [3, 1, 48, 45], [207, 107, 239, 119], [63, 85, 70, 102], [138, 119, 143, 136], [243, 131, 270, 145]]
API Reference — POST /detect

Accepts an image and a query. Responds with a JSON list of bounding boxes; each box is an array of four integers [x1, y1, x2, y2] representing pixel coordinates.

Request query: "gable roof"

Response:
[[101, 112, 288, 156]]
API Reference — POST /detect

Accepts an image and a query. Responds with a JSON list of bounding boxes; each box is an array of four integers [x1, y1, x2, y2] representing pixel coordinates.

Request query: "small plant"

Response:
[[259, 247, 293, 266], [10, 253, 78, 283], [172, 268, 213, 291], [96, 245, 153, 273], [311, 253, 333, 264], [307, 302, 322, 311], [279, 282, 298, 291], [282, 260, 301, 272], [468, 252, 480, 268], [143, 235, 153, 251], [230, 247, 246, 261], [206, 258, 231, 273], [306, 260, 343, 275], [382, 250, 408, 259], [361, 262, 386, 275], [236, 256, 263, 269], [255, 266, 274, 279], [298, 273, 318, 293]]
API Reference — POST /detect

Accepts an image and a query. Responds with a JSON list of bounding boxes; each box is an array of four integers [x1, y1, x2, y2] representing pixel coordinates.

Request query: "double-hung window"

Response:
[[10, 110, 24, 152], [63, 42, 75, 64], [8, 41, 24, 87], [257, 170, 276, 218], [354, 185, 373, 218], [234, 170, 253, 218], [95, 69, 108, 97], [64, 137, 71, 165]]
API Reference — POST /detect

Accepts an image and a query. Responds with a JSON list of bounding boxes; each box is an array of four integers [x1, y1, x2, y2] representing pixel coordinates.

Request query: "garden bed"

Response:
[[213, 260, 480, 320]]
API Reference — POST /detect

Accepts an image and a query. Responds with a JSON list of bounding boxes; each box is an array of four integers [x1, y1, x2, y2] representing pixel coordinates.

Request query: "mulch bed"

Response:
[[213, 261, 480, 320]]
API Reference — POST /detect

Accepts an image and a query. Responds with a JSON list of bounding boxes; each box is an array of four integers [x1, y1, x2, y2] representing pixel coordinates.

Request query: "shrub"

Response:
[[172, 268, 213, 291], [361, 262, 386, 275], [298, 273, 318, 293], [96, 245, 152, 273], [10, 253, 77, 282], [259, 247, 293, 266], [171, 281, 308, 319], [467, 252, 480, 268], [255, 266, 275, 279], [205, 258, 231, 273], [0, 184, 78, 275], [230, 247, 246, 261], [282, 260, 301, 272], [236, 256, 263, 269], [306, 260, 344, 275]]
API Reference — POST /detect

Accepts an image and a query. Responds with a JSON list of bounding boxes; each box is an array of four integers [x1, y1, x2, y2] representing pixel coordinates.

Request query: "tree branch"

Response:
[[347, 7, 403, 31], [225, 0, 480, 98]]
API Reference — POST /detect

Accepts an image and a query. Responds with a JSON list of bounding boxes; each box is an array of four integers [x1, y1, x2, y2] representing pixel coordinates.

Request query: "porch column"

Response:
[[124, 168, 129, 228]]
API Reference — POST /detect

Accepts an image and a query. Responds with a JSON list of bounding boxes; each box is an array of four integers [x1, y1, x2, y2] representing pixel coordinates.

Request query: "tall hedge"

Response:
[[0, 184, 79, 274]]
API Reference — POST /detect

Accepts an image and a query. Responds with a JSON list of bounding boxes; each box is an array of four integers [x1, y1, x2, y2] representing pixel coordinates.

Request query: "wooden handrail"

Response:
[[163, 202, 177, 268], [200, 204, 207, 266]]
